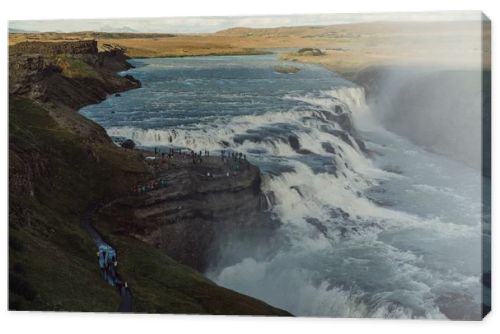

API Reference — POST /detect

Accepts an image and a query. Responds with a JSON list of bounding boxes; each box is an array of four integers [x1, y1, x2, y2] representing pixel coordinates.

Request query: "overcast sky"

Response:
[[9, 11, 481, 34]]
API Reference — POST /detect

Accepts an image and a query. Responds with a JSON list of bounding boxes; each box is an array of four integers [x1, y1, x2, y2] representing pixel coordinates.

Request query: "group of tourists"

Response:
[[131, 178, 169, 194], [97, 244, 128, 294], [220, 150, 246, 162], [150, 147, 208, 165], [163, 147, 182, 159], [151, 147, 248, 164], [190, 150, 208, 165], [137, 147, 252, 189], [220, 150, 248, 172]]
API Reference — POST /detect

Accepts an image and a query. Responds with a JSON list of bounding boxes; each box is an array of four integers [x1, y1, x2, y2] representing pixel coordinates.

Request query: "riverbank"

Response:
[[10, 20, 489, 81], [9, 40, 290, 315]]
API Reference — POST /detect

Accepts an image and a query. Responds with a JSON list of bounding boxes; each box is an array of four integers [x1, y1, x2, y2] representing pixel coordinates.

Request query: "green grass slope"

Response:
[[9, 91, 290, 315], [9, 96, 146, 310]]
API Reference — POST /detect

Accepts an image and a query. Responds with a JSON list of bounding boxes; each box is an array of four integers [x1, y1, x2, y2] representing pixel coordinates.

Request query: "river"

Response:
[[80, 54, 489, 319]]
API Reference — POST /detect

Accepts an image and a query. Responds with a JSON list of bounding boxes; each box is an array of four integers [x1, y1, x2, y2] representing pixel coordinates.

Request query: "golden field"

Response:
[[9, 20, 490, 79]]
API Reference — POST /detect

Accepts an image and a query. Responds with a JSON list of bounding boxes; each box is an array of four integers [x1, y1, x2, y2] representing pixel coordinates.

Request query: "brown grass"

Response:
[[9, 20, 489, 77]]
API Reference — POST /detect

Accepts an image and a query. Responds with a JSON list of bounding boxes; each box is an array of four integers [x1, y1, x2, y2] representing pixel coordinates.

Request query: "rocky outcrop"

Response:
[[105, 160, 270, 272], [9, 55, 61, 101], [10, 40, 99, 55], [274, 65, 301, 74], [121, 139, 136, 149], [297, 48, 324, 56], [288, 135, 312, 154], [318, 105, 367, 153], [9, 40, 139, 109], [98, 44, 135, 72]]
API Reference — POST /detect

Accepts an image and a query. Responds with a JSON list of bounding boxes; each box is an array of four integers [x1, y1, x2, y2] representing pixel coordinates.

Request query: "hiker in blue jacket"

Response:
[[98, 249, 106, 280]]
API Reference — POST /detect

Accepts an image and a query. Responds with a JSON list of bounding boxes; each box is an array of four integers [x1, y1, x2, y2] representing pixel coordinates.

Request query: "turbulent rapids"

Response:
[[80, 54, 487, 319]]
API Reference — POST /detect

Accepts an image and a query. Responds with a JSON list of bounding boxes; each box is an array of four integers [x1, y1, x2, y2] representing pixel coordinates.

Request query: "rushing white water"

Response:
[[80, 54, 488, 319]]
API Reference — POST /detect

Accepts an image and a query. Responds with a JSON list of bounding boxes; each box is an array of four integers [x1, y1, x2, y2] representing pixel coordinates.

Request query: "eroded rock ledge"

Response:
[[101, 156, 271, 272]]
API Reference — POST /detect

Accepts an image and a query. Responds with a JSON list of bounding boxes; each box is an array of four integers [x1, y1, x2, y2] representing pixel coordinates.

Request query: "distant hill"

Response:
[[99, 25, 138, 33]]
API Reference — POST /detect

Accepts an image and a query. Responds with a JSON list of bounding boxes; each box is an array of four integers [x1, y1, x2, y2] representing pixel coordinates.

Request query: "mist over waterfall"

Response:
[[80, 54, 487, 319], [354, 67, 488, 174]]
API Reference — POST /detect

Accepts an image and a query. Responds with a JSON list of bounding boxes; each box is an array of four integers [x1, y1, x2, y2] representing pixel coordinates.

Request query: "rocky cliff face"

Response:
[[101, 160, 271, 272], [9, 40, 139, 109]]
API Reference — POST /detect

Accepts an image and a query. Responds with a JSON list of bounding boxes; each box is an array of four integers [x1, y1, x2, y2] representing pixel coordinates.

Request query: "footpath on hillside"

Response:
[[80, 203, 133, 312]]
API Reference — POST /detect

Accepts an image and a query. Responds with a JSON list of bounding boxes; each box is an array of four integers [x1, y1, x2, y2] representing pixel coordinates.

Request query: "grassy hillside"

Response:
[[9, 96, 146, 310], [9, 93, 289, 315], [9, 44, 291, 315]]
